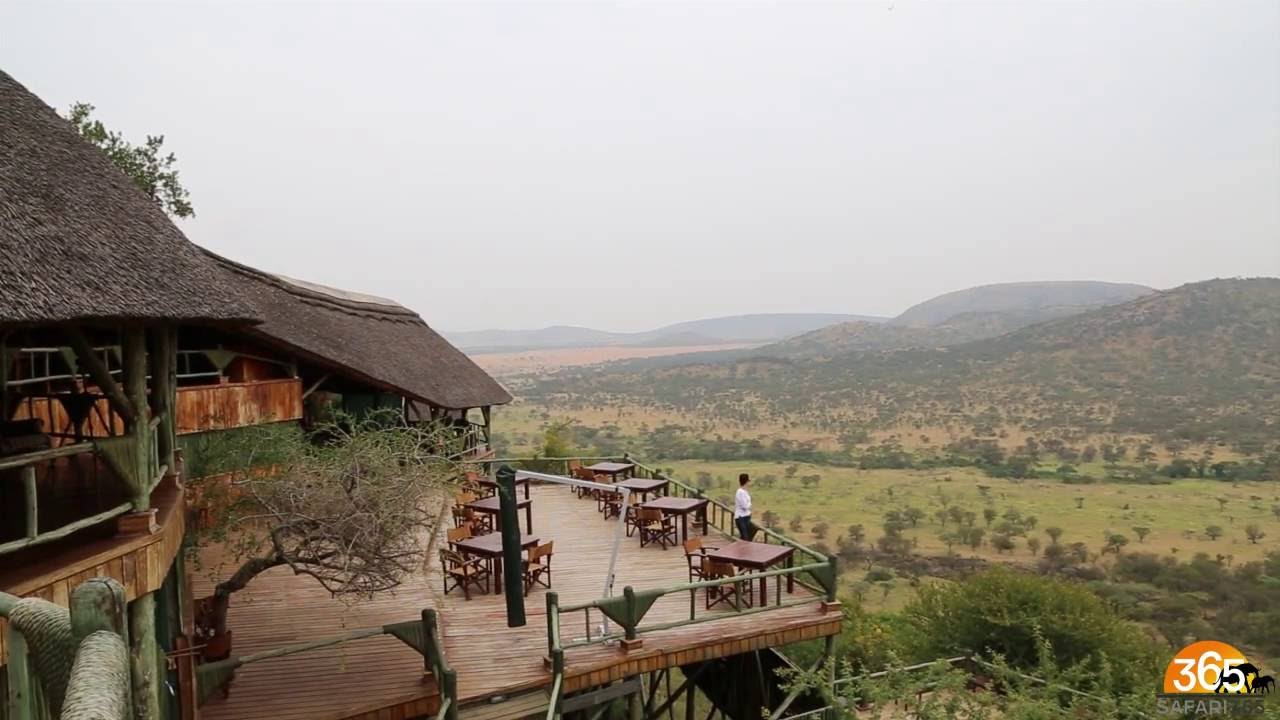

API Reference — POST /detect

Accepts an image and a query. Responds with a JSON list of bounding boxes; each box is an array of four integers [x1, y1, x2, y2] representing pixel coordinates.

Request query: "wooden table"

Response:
[[475, 475, 531, 499], [453, 531, 539, 595], [639, 496, 707, 541], [616, 478, 668, 501], [585, 461, 634, 481], [704, 540, 794, 606], [464, 496, 533, 534]]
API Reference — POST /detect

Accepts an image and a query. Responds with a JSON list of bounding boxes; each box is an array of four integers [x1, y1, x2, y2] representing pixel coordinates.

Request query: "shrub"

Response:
[[904, 567, 1161, 694]]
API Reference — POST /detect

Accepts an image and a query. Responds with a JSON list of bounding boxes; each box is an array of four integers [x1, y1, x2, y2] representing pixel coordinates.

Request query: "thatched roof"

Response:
[[209, 253, 511, 409], [0, 70, 259, 329]]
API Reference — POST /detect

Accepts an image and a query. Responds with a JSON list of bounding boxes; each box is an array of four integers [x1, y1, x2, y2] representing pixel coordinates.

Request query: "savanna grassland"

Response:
[[487, 279, 1280, 669]]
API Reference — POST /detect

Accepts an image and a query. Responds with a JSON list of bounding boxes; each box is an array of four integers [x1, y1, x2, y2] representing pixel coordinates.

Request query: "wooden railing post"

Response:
[[5, 625, 35, 720], [620, 586, 641, 650], [545, 592, 560, 658], [421, 608, 437, 674], [21, 466, 36, 539]]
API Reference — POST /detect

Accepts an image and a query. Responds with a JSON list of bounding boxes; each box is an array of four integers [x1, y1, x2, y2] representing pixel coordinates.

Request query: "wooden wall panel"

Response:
[[175, 378, 303, 434]]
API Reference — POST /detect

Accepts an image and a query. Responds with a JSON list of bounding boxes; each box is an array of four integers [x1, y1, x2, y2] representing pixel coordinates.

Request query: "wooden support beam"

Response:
[[21, 466, 36, 539], [67, 326, 136, 421], [560, 677, 643, 714], [148, 326, 176, 470], [131, 592, 161, 720], [0, 333, 9, 420], [301, 373, 331, 400], [122, 326, 152, 509], [649, 662, 712, 720]]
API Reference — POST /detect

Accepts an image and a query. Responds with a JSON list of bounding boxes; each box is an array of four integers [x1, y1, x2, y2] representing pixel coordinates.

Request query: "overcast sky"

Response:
[[3, 1, 1277, 332]]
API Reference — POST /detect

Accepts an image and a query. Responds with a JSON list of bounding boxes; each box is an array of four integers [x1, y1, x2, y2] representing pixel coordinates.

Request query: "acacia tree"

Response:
[[65, 102, 195, 218], [188, 412, 464, 636]]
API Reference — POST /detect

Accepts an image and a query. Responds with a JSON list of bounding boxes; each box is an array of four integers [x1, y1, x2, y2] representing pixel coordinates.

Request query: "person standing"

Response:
[[734, 473, 753, 540]]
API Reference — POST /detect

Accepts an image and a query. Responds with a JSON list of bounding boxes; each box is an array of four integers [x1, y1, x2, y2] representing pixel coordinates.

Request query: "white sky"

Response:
[[3, 1, 1277, 332]]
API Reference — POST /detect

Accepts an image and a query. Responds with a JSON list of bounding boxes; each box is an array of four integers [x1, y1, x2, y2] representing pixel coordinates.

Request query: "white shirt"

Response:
[[734, 487, 752, 518]]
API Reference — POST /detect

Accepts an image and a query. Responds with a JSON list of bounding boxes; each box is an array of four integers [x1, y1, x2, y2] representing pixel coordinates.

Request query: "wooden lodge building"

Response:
[[0, 69, 841, 720]]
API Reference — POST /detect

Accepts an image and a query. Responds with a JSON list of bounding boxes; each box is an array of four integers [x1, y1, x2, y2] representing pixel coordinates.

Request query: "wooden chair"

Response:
[[453, 506, 492, 534], [440, 548, 489, 600], [573, 466, 601, 498], [683, 537, 708, 582], [638, 508, 677, 549], [703, 559, 751, 610], [522, 541, 555, 595], [600, 490, 623, 519], [624, 505, 642, 537], [447, 524, 472, 548]]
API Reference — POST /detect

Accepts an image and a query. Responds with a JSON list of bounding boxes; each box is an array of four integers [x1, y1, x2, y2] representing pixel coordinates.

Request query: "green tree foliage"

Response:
[[65, 102, 194, 218], [1244, 524, 1266, 544], [903, 568, 1161, 695], [1205, 525, 1224, 540]]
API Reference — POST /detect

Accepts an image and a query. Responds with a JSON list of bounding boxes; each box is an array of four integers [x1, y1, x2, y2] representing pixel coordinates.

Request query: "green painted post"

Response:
[[496, 465, 526, 626], [129, 593, 160, 720], [623, 586, 638, 641], [826, 554, 839, 603], [421, 608, 436, 673], [545, 592, 559, 657], [5, 625, 34, 720]]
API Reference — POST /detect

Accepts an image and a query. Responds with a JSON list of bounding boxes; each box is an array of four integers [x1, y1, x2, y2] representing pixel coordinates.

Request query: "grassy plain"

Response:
[[470, 343, 758, 377], [652, 461, 1279, 608]]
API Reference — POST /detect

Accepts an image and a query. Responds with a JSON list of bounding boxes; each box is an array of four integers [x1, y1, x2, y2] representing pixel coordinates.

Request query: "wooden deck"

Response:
[[194, 484, 839, 720]]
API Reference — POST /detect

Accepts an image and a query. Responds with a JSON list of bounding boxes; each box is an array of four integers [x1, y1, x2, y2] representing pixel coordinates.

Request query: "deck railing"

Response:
[[0, 442, 132, 556], [194, 607, 458, 720], [483, 454, 839, 720]]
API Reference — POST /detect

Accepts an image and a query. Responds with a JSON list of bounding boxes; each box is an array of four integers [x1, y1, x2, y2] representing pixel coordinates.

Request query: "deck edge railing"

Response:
[[0, 442, 132, 556], [194, 607, 458, 718], [548, 556, 836, 654]]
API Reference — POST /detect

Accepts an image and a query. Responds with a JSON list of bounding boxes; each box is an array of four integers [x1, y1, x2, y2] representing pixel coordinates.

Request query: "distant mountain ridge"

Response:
[[446, 313, 886, 352], [891, 280, 1154, 327], [769, 281, 1156, 357], [523, 278, 1280, 447], [524, 278, 1280, 445]]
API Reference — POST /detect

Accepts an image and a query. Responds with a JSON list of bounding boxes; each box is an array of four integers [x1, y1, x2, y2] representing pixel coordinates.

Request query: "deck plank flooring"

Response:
[[194, 484, 834, 720]]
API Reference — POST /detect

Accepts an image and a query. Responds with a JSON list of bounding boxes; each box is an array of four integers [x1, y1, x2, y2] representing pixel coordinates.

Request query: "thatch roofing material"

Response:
[[211, 254, 511, 409], [0, 70, 259, 329]]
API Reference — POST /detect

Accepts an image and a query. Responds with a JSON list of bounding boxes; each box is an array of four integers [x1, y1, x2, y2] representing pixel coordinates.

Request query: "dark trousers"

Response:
[[735, 516, 753, 540]]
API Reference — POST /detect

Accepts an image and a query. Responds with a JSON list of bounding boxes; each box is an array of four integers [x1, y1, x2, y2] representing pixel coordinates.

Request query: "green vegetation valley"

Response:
[[492, 277, 1280, 693]]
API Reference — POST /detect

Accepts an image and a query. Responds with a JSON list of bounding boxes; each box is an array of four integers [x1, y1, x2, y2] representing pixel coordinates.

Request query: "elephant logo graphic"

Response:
[[1163, 641, 1269, 695]]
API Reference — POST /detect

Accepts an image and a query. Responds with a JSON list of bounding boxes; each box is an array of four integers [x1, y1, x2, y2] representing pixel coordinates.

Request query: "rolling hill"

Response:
[[446, 313, 886, 352], [523, 278, 1280, 449], [766, 281, 1157, 358], [890, 281, 1154, 327]]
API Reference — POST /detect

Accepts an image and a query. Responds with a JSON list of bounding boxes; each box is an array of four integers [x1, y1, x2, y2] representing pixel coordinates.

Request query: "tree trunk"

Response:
[[206, 553, 285, 635]]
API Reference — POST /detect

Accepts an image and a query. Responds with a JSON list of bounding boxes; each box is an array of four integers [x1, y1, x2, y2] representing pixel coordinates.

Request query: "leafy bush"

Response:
[[903, 567, 1161, 694]]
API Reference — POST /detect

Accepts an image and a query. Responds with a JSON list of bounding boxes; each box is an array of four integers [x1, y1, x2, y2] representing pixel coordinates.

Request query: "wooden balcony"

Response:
[[0, 475, 185, 664], [192, 482, 840, 720], [176, 378, 303, 434]]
